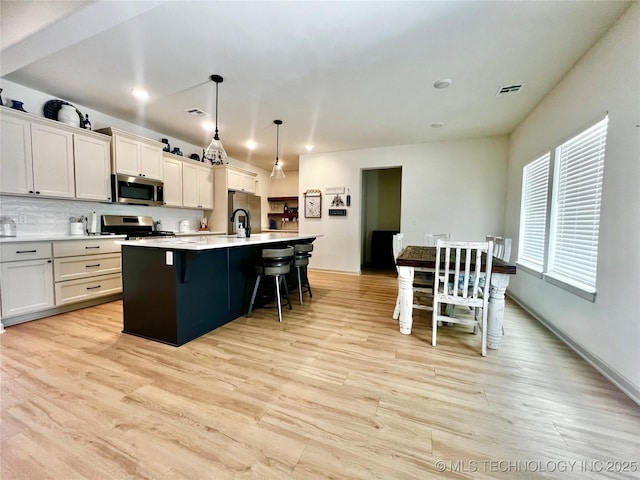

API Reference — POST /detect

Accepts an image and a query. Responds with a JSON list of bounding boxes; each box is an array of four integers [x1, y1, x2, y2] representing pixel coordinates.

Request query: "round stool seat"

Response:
[[293, 256, 309, 268], [294, 243, 313, 255], [256, 262, 291, 276]]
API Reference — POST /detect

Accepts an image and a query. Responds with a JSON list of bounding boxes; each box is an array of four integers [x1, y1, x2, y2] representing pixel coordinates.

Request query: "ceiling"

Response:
[[0, 1, 630, 171]]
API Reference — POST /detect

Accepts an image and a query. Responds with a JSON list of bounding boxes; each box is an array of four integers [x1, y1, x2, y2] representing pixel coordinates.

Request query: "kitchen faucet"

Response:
[[230, 208, 251, 238]]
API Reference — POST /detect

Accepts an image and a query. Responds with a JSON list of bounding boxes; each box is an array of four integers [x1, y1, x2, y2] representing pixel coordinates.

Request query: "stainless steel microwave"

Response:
[[111, 174, 164, 206]]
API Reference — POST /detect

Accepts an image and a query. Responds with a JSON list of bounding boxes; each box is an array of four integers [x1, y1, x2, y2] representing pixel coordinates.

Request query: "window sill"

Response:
[[543, 274, 596, 303], [515, 262, 543, 279]]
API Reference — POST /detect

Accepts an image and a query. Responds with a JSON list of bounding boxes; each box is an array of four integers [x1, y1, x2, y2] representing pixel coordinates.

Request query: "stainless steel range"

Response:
[[101, 215, 175, 240]]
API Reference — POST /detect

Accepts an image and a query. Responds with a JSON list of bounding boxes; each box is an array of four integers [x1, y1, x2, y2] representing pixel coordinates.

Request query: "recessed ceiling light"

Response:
[[246, 141, 257, 150], [431, 122, 444, 128], [202, 121, 214, 131], [433, 79, 452, 89], [305, 145, 314, 152], [131, 88, 149, 100]]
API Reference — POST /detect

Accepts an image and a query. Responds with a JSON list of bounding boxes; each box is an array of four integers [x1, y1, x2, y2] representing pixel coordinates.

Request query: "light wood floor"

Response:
[[2, 270, 639, 479]]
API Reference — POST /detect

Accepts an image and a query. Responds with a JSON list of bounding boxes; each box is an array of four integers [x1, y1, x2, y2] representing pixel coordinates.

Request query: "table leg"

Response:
[[487, 273, 510, 349], [397, 266, 414, 335]]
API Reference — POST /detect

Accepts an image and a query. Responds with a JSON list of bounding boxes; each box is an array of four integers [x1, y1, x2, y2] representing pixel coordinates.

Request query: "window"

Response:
[[517, 115, 608, 300], [548, 116, 608, 293], [518, 152, 550, 272]]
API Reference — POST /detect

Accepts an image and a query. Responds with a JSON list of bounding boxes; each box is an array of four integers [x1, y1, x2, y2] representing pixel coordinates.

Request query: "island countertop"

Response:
[[118, 232, 320, 250]]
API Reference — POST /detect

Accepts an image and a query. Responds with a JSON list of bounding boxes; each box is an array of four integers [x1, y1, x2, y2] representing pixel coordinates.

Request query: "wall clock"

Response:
[[304, 190, 322, 218]]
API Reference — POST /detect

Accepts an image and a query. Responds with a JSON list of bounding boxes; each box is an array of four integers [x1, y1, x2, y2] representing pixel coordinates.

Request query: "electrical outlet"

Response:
[[18, 215, 27, 224]]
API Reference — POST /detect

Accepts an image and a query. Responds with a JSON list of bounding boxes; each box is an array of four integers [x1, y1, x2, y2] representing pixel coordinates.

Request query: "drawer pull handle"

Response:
[[86, 285, 101, 290], [85, 246, 100, 250], [16, 250, 37, 254], [85, 264, 101, 268]]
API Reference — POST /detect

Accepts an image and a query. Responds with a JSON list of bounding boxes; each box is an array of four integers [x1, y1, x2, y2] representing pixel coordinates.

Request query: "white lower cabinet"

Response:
[[1, 259, 54, 318], [54, 273, 122, 306], [53, 239, 122, 306], [0, 242, 54, 318]]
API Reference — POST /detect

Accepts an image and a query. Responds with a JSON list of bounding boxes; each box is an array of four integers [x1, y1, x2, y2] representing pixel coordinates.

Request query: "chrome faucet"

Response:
[[230, 208, 251, 238]]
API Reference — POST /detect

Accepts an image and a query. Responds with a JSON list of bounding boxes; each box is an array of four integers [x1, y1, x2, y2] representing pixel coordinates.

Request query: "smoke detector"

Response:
[[185, 107, 207, 116], [496, 84, 523, 96]]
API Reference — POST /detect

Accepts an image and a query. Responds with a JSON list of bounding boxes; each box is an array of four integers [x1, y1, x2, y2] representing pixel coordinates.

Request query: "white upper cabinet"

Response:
[[226, 166, 256, 193], [74, 133, 111, 201], [163, 155, 183, 207], [98, 127, 164, 180], [140, 143, 163, 180], [31, 122, 75, 198], [183, 161, 214, 210], [0, 109, 33, 195], [1, 107, 112, 201]]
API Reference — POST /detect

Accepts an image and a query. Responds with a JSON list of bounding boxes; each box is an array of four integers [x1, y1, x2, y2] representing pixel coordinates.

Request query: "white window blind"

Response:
[[548, 116, 608, 292], [518, 153, 550, 271]]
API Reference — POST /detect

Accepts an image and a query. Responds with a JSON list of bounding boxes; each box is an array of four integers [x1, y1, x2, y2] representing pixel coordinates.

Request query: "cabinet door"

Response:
[[197, 166, 214, 209], [227, 168, 244, 191], [31, 123, 75, 198], [114, 135, 140, 176], [1, 259, 54, 318], [74, 134, 112, 201], [140, 143, 163, 180], [182, 162, 199, 208], [0, 112, 33, 195], [163, 157, 183, 207], [241, 174, 256, 194]]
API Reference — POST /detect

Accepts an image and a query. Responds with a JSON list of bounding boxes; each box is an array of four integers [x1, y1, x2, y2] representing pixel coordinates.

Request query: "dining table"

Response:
[[395, 245, 517, 349]]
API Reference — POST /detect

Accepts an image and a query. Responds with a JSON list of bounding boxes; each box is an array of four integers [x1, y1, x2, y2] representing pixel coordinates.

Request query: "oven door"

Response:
[[112, 174, 164, 206]]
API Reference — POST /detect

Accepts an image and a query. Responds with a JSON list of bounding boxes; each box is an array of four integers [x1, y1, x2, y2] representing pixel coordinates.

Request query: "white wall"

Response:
[[300, 137, 509, 273], [504, 4, 640, 400]]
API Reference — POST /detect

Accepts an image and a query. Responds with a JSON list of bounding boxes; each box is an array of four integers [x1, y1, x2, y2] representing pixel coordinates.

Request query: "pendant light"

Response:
[[203, 74, 228, 164], [270, 119, 285, 180]]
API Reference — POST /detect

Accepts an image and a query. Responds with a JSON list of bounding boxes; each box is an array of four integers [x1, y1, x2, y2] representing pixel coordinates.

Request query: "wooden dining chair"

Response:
[[392, 233, 405, 319], [392, 232, 433, 319], [486, 235, 512, 262], [432, 239, 493, 356], [413, 233, 451, 314]]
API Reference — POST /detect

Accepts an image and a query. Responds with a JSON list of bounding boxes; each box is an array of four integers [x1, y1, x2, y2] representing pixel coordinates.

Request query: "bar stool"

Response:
[[293, 243, 314, 304], [246, 246, 294, 322]]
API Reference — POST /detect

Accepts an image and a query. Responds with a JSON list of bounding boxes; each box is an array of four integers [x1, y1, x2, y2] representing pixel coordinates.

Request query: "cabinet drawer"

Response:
[[53, 239, 121, 257], [54, 273, 122, 306], [1, 242, 52, 262], [54, 253, 121, 282]]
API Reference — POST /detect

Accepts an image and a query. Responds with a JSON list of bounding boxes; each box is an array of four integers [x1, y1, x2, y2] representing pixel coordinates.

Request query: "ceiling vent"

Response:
[[185, 107, 207, 116], [496, 84, 523, 96]]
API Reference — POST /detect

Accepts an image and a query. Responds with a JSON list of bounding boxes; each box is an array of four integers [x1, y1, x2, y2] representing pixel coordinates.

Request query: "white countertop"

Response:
[[118, 232, 320, 250], [0, 234, 126, 243], [174, 231, 225, 236]]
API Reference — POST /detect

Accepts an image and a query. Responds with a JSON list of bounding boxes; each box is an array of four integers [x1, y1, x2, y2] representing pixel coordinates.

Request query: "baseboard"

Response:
[[507, 292, 640, 407]]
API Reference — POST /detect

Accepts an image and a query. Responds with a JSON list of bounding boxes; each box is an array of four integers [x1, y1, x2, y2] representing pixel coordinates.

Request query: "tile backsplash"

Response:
[[0, 195, 205, 236]]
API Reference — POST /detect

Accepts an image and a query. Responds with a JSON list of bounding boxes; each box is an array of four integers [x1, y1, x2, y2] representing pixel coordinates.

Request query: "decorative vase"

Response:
[[58, 104, 79, 127], [10, 100, 27, 112]]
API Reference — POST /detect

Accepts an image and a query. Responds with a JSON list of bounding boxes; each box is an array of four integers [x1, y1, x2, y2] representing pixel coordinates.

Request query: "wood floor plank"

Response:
[[1, 269, 639, 479]]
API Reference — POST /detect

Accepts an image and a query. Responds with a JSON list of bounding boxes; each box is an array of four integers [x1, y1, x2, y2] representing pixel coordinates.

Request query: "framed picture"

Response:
[[304, 190, 322, 218]]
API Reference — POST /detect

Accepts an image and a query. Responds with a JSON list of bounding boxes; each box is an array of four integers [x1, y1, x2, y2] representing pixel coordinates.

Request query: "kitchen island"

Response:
[[119, 233, 318, 346]]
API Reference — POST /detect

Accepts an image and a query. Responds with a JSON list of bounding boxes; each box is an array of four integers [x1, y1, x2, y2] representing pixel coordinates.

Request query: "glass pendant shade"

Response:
[[203, 134, 227, 164], [203, 74, 227, 165], [270, 162, 285, 180], [270, 119, 285, 180]]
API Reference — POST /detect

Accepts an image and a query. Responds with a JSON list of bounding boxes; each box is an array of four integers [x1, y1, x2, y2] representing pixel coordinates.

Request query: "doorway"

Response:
[[361, 167, 402, 270]]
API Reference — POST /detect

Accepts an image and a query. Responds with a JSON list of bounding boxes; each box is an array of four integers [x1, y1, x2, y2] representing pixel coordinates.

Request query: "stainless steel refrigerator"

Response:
[[228, 192, 262, 235]]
